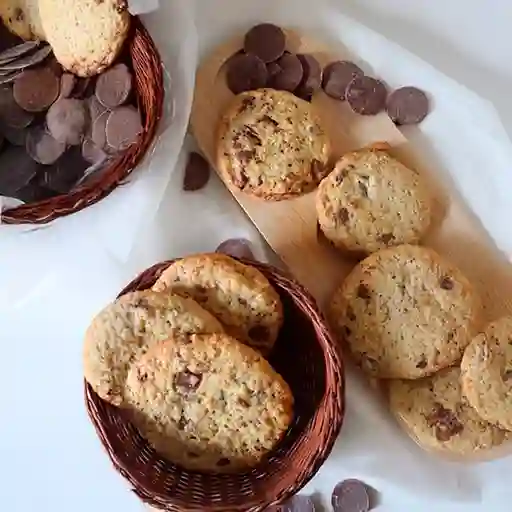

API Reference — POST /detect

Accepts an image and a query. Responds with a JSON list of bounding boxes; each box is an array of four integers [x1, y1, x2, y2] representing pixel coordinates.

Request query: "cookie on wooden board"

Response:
[[38, 0, 130, 77], [152, 253, 283, 355], [461, 316, 512, 431], [83, 290, 224, 406], [0, 0, 45, 41], [316, 149, 433, 254], [125, 332, 294, 472], [216, 88, 330, 199], [329, 245, 481, 379], [389, 367, 508, 455]]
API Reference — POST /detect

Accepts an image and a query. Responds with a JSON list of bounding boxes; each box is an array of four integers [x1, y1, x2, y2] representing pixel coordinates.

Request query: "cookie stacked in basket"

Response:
[[83, 253, 295, 473]]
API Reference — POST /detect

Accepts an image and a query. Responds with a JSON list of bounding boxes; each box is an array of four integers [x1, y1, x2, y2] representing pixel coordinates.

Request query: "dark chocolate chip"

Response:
[[26, 126, 66, 165], [58, 73, 76, 99], [82, 138, 107, 165], [280, 495, 316, 512], [215, 238, 255, 260], [243, 23, 286, 63], [332, 479, 370, 512], [0, 41, 40, 65], [387, 86, 429, 125], [13, 67, 59, 112], [0, 144, 39, 195], [440, 276, 454, 290], [174, 370, 202, 392], [416, 357, 428, 369], [378, 232, 394, 244], [426, 402, 464, 442], [322, 61, 364, 100], [0, 44, 52, 71], [346, 76, 387, 116], [295, 54, 322, 100], [267, 53, 303, 92], [338, 207, 350, 224], [105, 106, 142, 151], [248, 325, 270, 343], [357, 283, 371, 300], [46, 98, 87, 145], [95, 63, 132, 108], [226, 53, 267, 95], [183, 151, 210, 191]]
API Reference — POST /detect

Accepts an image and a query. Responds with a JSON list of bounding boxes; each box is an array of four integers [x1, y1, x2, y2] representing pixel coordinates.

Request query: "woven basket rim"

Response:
[[85, 257, 345, 511], [1, 16, 164, 225]]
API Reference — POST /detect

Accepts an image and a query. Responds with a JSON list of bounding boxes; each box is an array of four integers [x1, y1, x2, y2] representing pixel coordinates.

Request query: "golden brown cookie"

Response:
[[0, 0, 45, 40]]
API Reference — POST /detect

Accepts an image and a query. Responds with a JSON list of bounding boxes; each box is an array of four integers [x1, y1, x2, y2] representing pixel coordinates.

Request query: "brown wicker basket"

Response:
[[85, 258, 345, 511], [1, 17, 164, 225]]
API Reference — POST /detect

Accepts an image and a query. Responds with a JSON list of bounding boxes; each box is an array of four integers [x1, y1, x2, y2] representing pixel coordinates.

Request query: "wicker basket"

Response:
[[1, 17, 164, 225], [85, 258, 345, 511]]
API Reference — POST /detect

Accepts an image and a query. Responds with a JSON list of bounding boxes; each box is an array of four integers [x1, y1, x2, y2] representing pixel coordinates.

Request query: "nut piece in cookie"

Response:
[[124, 332, 294, 472], [389, 367, 508, 455], [329, 245, 481, 379], [0, 0, 46, 41], [461, 316, 512, 431], [217, 88, 330, 199]]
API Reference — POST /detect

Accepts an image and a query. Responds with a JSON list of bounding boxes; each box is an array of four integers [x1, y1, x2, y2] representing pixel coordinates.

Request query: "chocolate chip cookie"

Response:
[[316, 149, 433, 254], [461, 316, 512, 431], [124, 332, 294, 472], [389, 367, 508, 455], [216, 88, 330, 199], [152, 253, 283, 355], [83, 290, 224, 406], [329, 245, 481, 379], [0, 0, 45, 41]]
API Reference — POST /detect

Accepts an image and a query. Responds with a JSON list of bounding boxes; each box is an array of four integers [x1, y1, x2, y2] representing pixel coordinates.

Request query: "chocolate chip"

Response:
[[0, 145, 39, 196], [243, 23, 286, 63], [216, 457, 231, 467], [138, 371, 148, 382], [216, 238, 255, 260], [426, 402, 464, 442], [357, 283, 371, 300], [174, 370, 202, 392], [267, 53, 303, 92], [238, 95, 255, 113], [440, 276, 454, 290], [416, 357, 428, 369], [13, 67, 59, 112], [0, 41, 40, 65], [295, 54, 322, 100], [0, 44, 52, 71], [58, 73, 75, 99], [346, 76, 387, 116], [248, 325, 270, 343], [322, 61, 364, 100], [105, 106, 142, 151], [338, 207, 349, 224], [332, 479, 370, 512], [46, 98, 87, 145], [387, 86, 429, 125], [0, 84, 34, 129], [82, 138, 106, 165], [378, 232, 394, 244], [95, 63, 132, 108], [280, 495, 316, 512], [26, 126, 66, 165], [261, 114, 278, 127], [226, 53, 267, 95], [182, 151, 210, 191]]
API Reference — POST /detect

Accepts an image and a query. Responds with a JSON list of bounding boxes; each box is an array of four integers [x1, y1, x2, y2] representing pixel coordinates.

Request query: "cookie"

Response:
[[217, 88, 330, 199], [461, 316, 512, 431], [124, 332, 294, 472], [38, 0, 130, 77], [153, 253, 283, 355], [389, 367, 508, 455], [316, 149, 433, 254], [83, 290, 224, 406], [0, 0, 45, 41], [329, 245, 481, 379]]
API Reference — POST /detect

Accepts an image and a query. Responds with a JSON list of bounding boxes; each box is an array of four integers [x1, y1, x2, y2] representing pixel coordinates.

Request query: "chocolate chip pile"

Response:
[[225, 23, 429, 125], [0, 25, 142, 204]]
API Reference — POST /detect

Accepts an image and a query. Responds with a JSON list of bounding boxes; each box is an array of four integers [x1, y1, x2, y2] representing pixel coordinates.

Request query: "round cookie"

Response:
[[461, 316, 512, 431], [389, 367, 508, 455], [83, 290, 224, 406], [216, 88, 330, 199], [316, 149, 433, 254], [152, 253, 283, 355], [0, 0, 45, 41], [125, 332, 294, 472], [38, 0, 130, 77], [329, 245, 481, 379]]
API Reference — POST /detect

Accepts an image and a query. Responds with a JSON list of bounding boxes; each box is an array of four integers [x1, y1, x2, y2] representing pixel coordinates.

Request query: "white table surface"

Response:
[[1, 1, 512, 511]]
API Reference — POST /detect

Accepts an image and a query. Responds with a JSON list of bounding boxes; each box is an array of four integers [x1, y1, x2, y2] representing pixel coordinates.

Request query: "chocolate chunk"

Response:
[[13, 67, 59, 112], [280, 495, 316, 512], [295, 54, 322, 100], [46, 98, 87, 145], [95, 63, 132, 108], [378, 232, 394, 244], [346, 76, 387, 116], [267, 53, 303, 92], [91, 110, 109, 149], [216, 238, 255, 260], [174, 370, 202, 392], [0, 41, 40, 65], [248, 325, 270, 343], [322, 61, 364, 100], [0, 124, 28, 146], [26, 126, 66, 165], [357, 283, 371, 300], [0, 70, 23, 85], [243, 23, 286, 63], [71, 77, 92, 99], [82, 138, 106, 165], [0, 85, 33, 128], [40, 146, 88, 193], [226, 53, 267, 95], [426, 402, 464, 442], [105, 106, 142, 151], [0, 45, 52, 71], [183, 151, 210, 191], [59, 73, 76, 99], [0, 144, 39, 196], [387, 86, 429, 125], [416, 357, 428, 369], [338, 207, 349, 224], [332, 479, 370, 512], [440, 276, 454, 290]]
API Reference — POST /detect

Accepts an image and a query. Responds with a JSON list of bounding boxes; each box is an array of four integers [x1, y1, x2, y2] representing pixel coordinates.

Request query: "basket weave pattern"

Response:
[[2, 17, 164, 225], [85, 259, 345, 511]]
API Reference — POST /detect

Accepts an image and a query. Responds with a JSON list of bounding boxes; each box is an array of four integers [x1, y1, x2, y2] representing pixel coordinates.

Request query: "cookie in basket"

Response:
[[216, 88, 330, 199], [38, 0, 130, 77], [125, 332, 294, 472], [83, 290, 224, 406], [461, 316, 512, 431], [316, 149, 433, 254], [329, 245, 481, 379], [152, 253, 283, 355], [0, 0, 45, 40], [389, 367, 508, 455]]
